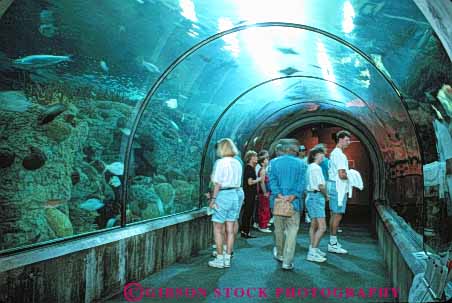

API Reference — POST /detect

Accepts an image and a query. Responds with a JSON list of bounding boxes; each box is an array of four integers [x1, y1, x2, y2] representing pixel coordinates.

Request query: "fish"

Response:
[[13, 54, 72, 68], [340, 57, 352, 64], [104, 161, 124, 175], [360, 69, 370, 78], [43, 199, 64, 208], [120, 128, 131, 136], [305, 103, 320, 112], [79, 198, 104, 211], [100, 60, 109, 73], [109, 176, 121, 187], [169, 120, 180, 131], [106, 218, 117, 228], [40, 10, 55, 24], [140, 58, 160, 73], [38, 103, 67, 125], [346, 99, 367, 108], [199, 54, 212, 63], [279, 67, 300, 76], [276, 47, 299, 55], [0, 91, 31, 112], [359, 79, 370, 88], [165, 98, 178, 109]]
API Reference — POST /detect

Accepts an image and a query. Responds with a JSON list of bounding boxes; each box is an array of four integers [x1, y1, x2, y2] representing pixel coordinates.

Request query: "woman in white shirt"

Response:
[[305, 146, 329, 263], [208, 138, 244, 269]]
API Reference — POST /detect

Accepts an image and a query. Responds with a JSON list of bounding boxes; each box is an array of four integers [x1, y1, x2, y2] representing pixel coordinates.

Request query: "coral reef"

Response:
[[39, 103, 67, 125], [0, 148, 15, 168], [22, 147, 47, 170], [45, 208, 74, 237], [0, 82, 204, 250]]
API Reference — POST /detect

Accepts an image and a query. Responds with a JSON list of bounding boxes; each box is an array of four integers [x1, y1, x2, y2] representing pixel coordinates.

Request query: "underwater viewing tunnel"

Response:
[[0, 0, 452, 302]]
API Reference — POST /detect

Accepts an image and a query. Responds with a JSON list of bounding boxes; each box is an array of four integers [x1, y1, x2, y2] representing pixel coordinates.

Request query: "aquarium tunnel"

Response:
[[0, 0, 451, 302]]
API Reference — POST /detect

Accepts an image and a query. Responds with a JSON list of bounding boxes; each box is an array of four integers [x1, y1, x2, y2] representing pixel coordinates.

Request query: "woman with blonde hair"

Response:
[[208, 138, 244, 268]]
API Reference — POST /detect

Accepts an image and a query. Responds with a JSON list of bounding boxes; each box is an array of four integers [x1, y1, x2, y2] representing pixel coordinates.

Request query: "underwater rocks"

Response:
[[38, 103, 67, 125], [155, 183, 175, 213], [0, 148, 15, 168], [171, 179, 195, 207], [45, 119, 72, 142], [45, 208, 74, 237], [71, 170, 80, 185], [22, 147, 47, 170], [130, 184, 165, 218], [164, 167, 186, 181]]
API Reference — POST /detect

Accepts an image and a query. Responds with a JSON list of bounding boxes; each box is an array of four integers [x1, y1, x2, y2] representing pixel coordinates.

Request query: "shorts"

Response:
[[327, 181, 347, 214], [211, 188, 243, 223], [305, 192, 326, 219]]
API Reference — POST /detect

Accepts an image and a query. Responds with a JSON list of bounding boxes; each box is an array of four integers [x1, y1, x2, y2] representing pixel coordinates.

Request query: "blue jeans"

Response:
[[212, 188, 243, 223]]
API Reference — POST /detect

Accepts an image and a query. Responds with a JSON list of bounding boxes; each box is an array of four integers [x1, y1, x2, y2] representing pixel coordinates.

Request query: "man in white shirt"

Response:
[[327, 130, 352, 254]]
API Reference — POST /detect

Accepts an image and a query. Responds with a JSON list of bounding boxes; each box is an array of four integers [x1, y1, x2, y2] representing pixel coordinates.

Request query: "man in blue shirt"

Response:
[[268, 138, 308, 270]]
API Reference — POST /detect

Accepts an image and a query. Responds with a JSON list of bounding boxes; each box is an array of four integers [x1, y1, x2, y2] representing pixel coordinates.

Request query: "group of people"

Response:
[[207, 130, 360, 270]]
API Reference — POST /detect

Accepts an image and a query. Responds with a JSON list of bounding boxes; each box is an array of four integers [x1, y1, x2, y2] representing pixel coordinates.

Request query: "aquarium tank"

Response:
[[0, 0, 451, 255]]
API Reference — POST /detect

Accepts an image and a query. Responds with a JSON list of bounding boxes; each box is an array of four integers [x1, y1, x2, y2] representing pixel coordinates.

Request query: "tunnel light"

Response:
[[218, 17, 240, 57], [179, 0, 198, 22], [342, 1, 355, 34], [234, 0, 305, 24], [317, 40, 341, 100]]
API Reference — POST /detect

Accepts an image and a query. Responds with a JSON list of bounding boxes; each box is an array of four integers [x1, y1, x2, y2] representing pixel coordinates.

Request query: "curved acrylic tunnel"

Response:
[[0, 1, 452, 302], [124, 24, 422, 230]]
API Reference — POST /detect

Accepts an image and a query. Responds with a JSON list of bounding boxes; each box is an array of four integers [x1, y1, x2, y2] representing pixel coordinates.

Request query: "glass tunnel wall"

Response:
[[0, 0, 451, 255]]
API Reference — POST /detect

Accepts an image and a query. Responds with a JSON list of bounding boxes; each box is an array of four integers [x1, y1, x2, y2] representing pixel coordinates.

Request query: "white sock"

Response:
[[330, 235, 337, 244]]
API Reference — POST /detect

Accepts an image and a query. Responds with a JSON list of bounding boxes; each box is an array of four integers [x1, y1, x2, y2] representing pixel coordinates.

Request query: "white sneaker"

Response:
[[212, 244, 227, 257], [224, 254, 231, 268], [273, 247, 283, 262], [269, 217, 274, 225], [208, 255, 225, 268], [328, 242, 348, 254], [309, 245, 326, 257], [258, 227, 272, 233], [282, 262, 294, 270], [305, 213, 311, 223], [253, 222, 259, 229], [307, 251, 327, 263]]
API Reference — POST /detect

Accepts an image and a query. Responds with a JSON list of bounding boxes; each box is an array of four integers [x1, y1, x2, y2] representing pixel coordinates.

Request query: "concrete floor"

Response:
[[105, 224, 395, 303]]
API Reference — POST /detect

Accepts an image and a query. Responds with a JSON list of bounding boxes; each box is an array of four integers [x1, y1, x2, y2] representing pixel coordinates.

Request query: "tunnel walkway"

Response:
[[105, 224, 395, 303]]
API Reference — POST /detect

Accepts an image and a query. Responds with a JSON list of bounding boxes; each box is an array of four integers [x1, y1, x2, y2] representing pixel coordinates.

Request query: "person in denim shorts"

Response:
[[208, 138, 243, 269], [327, 130, 352, 254], [305, 146, 329, 263]]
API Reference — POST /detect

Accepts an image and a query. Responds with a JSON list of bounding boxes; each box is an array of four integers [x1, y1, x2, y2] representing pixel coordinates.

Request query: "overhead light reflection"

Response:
[[342, 1, 355, 34], [316, 40, 340, 100], [179, 0, 198, 22], [218, 17, 240, 57]]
